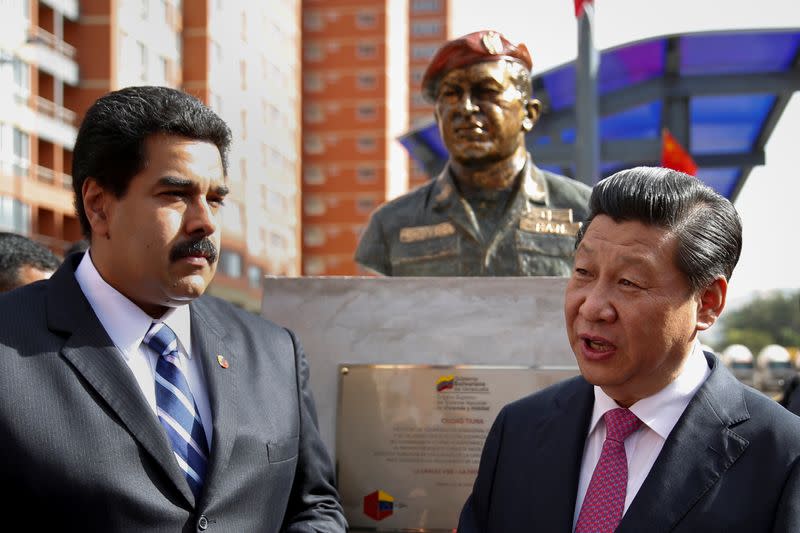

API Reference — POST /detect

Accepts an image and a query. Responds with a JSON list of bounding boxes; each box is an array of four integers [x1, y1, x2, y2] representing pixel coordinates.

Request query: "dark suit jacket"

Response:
[[458, 353, 800, 532], [0, 254, 346, 532], [781, 374, 800, 417]]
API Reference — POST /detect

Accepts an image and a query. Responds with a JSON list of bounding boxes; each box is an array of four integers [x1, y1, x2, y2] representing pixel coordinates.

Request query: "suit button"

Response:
[[198, 515, 209, 530]]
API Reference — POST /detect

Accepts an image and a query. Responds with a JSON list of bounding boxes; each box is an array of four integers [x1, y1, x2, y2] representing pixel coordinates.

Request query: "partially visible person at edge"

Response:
[[0, 86, 346, 532], [0, 231, 60, 292], [355, 30, 591, 276], [458, 167, 800, 532]]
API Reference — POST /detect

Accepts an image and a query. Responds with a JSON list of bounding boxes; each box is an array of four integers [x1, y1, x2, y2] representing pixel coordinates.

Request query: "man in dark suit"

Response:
[[0, 231, 60, 292], [0, 87, 346, 531], [458, 167, 800, 532]]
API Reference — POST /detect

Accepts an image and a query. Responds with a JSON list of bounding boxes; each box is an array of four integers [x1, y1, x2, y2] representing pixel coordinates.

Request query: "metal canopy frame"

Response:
[[399, 29, 800, 201]]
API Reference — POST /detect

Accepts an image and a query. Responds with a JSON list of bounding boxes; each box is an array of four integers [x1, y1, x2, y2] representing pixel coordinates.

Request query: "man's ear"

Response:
[[82, 178, 111, 239], [522, 98, 542, 132], [696, 277, 728, 331]]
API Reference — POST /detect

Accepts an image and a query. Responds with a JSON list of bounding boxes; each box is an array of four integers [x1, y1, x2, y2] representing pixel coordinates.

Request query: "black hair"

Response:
[[575, 166, 742, 292], [71, 86, 232, 237], [0, 232, 61, 292]]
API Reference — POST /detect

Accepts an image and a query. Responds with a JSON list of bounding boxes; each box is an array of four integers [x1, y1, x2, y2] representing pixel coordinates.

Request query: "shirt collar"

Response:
[[74, 251, 193, 360], [588, 342, 710, 439]]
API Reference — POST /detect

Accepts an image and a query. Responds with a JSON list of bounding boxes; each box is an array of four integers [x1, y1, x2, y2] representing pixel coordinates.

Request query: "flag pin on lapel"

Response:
[[217, 355, 229, 369]]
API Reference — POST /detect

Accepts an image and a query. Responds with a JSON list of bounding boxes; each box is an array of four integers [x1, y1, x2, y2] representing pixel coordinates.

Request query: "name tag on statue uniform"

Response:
[[520, 208, 582, 236], [399, 222, 456, 243]]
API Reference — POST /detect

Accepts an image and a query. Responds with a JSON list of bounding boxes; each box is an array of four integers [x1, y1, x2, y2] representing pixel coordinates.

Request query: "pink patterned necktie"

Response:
[[575, 408, 642, 533]]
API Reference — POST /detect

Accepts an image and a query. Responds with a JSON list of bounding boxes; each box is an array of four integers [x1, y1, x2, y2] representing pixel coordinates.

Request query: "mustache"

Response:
[[169, 238, 218, 264]]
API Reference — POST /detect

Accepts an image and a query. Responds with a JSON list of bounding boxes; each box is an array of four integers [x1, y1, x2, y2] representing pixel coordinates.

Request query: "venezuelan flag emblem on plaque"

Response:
[[363, 490, 394, 521], [436, 375, 455, 392]]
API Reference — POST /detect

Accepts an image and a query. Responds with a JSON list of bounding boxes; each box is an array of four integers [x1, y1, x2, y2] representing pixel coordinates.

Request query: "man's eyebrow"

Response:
[[157, 175, 195, 188]]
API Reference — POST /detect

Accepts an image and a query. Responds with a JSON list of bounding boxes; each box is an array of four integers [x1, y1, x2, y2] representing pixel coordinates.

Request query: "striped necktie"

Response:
[[144, 322, 209, 500]]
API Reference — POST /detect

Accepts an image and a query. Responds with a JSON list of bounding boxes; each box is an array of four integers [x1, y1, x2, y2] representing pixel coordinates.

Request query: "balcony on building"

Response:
[[24, 25, 79, 86]]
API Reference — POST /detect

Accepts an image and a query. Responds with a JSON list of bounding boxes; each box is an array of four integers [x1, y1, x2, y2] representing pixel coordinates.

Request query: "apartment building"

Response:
[[301, 0, 408, 276], [184, 0, 302, 308], [407, 0, 450, 189], [0, 0, 302, 310]]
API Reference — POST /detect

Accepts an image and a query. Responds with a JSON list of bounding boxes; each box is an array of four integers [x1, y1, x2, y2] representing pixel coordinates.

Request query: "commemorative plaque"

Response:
[[338, 365, 578, 531]]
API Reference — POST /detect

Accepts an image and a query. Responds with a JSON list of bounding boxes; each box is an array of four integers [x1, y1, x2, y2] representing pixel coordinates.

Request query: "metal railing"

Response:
[[28, 26, 77, 59]]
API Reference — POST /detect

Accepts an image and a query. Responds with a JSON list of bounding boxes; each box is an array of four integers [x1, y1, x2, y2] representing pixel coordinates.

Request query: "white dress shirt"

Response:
[[573, 342, 710, 529], [74, 251, 213, 447]]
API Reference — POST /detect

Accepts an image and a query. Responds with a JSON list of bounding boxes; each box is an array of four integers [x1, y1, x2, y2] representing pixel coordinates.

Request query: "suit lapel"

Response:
[[48, 256, 195, 506], [618, 354, 750, 533], [523, 378, 594, 531], [190, 298, 237, 508]]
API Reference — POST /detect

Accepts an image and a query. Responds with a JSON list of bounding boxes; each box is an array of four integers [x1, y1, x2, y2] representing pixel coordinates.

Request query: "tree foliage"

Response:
[[716, 290, 800, 355]]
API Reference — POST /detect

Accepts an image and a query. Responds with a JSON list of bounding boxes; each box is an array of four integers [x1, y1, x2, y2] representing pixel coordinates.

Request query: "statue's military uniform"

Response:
[[355, 155, 592, 276]]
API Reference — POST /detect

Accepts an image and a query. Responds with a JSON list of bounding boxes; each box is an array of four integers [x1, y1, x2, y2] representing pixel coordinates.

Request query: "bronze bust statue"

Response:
[[355, 30, 592, 276]]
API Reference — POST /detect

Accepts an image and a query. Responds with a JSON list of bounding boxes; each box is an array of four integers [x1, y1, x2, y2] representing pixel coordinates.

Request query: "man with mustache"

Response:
[[458, 168, 800, 532], [355, 30, 591, 276], [0, 87, 346, 532]]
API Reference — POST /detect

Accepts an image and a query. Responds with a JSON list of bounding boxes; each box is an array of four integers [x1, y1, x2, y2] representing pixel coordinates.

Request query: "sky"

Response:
[[453, 0, 800, 307]]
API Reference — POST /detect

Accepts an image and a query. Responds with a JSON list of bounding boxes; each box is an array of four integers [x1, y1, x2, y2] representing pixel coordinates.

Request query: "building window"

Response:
[[411, 0, 441, 12], [356, 104, 377, 121], [356, 196, 377, 214], [304, 12, 323, 31], [304, 196, 326, 216], [356, 136, 377, 153], [304, 74, 324, 92], [304, 257, 325, 276], [12, 128, 29, 177], [303, 227, 326, 247], [304, 104, 324, 124], [356, 166, 377, 183], [411, 20, 442, 37], [159, 56, 170, 85], [240, 110, 247, 140], [241, 11, 247, 42], [12, 58, 30, 96], [239, 157, 247, 179], [138, 42, 148, 81], [355, 11, 377, 28], [356, 43, 377, 59], [303, 166, 325, 185], [304, 135, 324, 155], [0, 195, 30, 233], [356, 73, 377, 90], [240, 60, 247, 90], [219, 251, 243, 278], [304, 43, 324, 62], [268, 191, 286, 212], [247, 265, 263, 289], [411, 43, 438, 61], [141, 0, 149, 19]]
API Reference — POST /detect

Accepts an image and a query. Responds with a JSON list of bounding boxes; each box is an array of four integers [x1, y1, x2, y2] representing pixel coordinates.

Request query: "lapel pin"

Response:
[[217, 355, 229, 369]]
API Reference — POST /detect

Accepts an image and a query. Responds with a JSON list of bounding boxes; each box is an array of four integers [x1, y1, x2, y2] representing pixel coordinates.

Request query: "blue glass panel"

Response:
[[690, 94, 775, 154], [696, 167, 740, 198], [419, 123, 448, 158], [543, 39, 666, 112], [599, 40, 665, 94], [601, 101, 662, 140], [542, 67, 576, 112], [681, 32, 800, 75], [531, 135, 551, 145]]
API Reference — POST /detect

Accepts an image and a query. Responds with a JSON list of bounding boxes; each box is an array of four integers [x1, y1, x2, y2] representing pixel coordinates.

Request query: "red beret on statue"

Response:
[[421, 30, 533, 101]]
